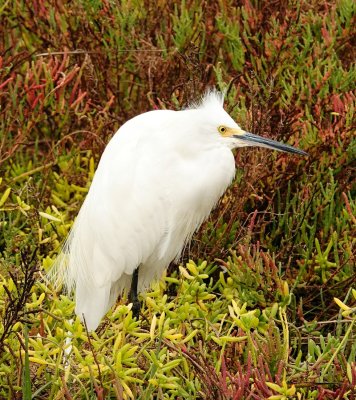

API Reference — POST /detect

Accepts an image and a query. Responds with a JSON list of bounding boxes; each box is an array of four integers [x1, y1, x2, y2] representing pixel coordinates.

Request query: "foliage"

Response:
[[0, 0, 355, 398]]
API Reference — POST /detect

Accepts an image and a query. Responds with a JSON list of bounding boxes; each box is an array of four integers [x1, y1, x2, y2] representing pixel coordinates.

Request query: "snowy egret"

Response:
[[52, 91, 307, 330]]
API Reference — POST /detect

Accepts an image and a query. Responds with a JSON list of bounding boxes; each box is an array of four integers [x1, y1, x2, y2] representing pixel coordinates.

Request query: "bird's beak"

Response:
[[232, 131, 308, 156]]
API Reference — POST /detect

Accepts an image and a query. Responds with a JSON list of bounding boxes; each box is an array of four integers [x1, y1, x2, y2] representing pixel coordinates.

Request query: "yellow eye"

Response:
[[218, 126, 227, 135]]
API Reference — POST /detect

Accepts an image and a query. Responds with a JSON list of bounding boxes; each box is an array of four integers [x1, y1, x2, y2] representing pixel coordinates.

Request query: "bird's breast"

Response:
[[167, 146, 235, 220]]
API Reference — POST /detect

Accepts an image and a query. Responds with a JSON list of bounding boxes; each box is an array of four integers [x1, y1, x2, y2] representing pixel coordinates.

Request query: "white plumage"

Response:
[[52, 91, 306, 330]]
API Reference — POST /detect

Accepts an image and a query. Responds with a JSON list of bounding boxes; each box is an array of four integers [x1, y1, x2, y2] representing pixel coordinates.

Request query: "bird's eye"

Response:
[[218, 126, 227, 135]]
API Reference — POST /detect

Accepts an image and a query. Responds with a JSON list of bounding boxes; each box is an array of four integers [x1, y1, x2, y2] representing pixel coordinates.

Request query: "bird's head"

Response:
[[194, 91, 308, 156], [217, 124, 308, 156]]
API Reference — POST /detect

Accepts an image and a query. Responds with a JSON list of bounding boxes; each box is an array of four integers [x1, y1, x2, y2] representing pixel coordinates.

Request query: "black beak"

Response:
[[234, 132, 308, 156]]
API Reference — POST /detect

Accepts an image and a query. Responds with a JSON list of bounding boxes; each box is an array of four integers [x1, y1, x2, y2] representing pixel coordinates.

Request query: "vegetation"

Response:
[[0, 0, 355, 398]]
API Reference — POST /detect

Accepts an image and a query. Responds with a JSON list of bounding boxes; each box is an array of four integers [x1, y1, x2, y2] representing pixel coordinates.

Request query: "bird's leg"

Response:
[[129, 266, 141, 319]]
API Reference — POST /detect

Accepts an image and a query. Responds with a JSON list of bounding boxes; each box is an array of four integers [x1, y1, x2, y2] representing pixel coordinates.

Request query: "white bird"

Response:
[[52, 91, 307, 331]]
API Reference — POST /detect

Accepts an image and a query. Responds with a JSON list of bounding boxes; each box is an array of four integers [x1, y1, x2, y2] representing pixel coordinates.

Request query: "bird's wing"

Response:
[[77, 124, 169, 279], [52, 112, 174, 329]]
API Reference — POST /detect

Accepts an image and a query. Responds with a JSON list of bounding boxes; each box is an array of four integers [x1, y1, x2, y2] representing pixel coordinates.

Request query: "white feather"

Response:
[[51, 92, 238, 330]]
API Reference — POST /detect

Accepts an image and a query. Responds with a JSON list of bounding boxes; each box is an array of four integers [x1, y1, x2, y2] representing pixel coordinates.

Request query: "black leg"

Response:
[[129, 266, 140, 319]]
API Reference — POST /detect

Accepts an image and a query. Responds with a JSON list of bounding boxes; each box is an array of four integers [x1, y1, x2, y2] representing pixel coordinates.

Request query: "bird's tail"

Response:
[[46, 231, 76, 295], [75, 281, 111, 331]]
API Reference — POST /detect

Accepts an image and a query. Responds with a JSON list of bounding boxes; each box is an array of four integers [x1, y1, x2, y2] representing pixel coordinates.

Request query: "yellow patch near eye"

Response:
[[218, 126, 244, 137]]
